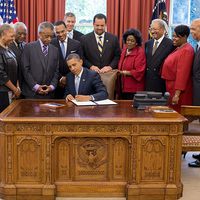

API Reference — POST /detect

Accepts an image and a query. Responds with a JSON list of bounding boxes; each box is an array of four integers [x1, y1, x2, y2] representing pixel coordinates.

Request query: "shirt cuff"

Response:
[[50, 85, 55, 91], [33, 84, 40, 92], [90, 95, 95, 101]]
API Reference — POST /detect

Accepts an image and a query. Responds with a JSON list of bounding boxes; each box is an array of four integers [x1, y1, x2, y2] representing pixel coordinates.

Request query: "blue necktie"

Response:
[[75, 75, 80, 94], [68, 32, 73, 39], [60, 42, 65, 58]]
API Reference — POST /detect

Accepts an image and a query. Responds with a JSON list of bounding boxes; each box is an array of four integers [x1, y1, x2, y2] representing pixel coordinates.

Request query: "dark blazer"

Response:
[[21, 40, 59, 99], [9, 41, 26, 88], [9, 41, 25, 62], [0, 47, 18, 112], [51, 37, 82, 76], [80, 31, 121, 69], [65, 67, 108, 101], [145, 37, 174, 93], [0, 47, 18, 92], [192, 47, 200, 105], [73, 30, 84, 42]]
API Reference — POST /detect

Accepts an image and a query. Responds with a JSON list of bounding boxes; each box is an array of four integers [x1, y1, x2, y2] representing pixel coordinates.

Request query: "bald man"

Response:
[[190, 18, 200, 106], [188, 19, 200, 168]]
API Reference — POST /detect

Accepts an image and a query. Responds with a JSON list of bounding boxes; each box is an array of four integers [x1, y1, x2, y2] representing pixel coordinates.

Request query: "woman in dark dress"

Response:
[[0, 24, 21, 112]]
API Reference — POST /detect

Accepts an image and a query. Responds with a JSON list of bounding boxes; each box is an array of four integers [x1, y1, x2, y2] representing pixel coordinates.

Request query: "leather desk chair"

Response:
[[100, 70, 119, 100]]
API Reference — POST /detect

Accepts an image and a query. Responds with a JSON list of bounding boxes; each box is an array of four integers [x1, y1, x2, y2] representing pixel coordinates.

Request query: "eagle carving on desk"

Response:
[[77, 138, 107, 169]]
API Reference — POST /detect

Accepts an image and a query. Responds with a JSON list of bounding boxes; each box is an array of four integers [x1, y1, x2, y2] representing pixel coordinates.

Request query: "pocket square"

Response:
[[70, 50, 77, 53]]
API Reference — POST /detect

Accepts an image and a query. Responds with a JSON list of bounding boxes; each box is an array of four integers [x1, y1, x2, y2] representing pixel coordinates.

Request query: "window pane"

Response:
[[65, 0, 106, 34], [190, 0, 200, 21], [172, 0, 189, 24], [170, 0, 200, 47]]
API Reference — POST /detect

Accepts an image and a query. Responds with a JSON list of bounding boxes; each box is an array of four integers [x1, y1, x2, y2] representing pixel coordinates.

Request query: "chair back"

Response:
[[100, 70, 119, 100]]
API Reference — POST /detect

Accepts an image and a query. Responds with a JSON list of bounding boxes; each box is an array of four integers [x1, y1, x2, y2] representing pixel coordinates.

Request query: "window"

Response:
[[65, 0, 106, 34], [170, 0, 200, 46]]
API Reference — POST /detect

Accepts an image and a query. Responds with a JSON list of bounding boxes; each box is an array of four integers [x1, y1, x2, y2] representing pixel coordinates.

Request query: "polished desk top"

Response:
[[0, 99, 185, 123]]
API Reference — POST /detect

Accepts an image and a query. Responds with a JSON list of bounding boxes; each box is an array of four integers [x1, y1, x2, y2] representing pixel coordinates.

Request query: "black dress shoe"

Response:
[[192, 153, 200, 160], [188, 160, 200, 167]]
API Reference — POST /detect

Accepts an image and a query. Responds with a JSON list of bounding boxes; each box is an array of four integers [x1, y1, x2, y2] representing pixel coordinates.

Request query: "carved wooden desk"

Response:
[[0, 100, 185, 200]]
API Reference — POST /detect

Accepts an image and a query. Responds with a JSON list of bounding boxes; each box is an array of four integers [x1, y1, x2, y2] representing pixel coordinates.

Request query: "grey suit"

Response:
[[21, 40, 59, 99], [192, 47, 200, 105]]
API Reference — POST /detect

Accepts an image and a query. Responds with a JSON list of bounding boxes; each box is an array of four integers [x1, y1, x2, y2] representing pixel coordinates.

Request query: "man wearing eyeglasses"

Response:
[[145, 19, 174, 93]]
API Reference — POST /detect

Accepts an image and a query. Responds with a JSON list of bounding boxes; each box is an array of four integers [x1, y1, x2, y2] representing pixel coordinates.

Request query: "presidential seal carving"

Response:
[[77, 138, 107, 169]]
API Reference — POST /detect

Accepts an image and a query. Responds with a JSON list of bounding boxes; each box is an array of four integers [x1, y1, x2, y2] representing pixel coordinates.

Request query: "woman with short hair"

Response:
[[0, 24, 21, 112], [118, 28, 146, 100], [162, 25, 194, 112]]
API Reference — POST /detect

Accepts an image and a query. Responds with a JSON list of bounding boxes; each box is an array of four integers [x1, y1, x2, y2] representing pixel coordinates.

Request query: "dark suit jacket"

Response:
[[145, 37, 174, 93], [21, 40, 59, 99], [9, 41, 26, 88], [80, 31, 121, 69], [73, 30, 84, 42], [9, 41, 25, 62], [65, 67, 108, 101], [192, 47, 200, 105], [51, 37, 82, 76]]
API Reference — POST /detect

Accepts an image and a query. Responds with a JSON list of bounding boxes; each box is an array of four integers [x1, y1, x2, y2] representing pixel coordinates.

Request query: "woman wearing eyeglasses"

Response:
[[118, 28, 146, 100]]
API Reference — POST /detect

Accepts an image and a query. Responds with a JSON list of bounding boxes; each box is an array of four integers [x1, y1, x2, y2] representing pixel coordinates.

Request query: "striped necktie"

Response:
[[42, 45, 48, 56], [97, 36, 103, 54]]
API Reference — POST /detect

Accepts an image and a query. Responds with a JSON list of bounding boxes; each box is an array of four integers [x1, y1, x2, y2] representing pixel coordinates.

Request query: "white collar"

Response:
[[59, 37, 68, 44], [94, 32, 105, 39], [154, 34, 165, 46], [76, 67, 83, 78]]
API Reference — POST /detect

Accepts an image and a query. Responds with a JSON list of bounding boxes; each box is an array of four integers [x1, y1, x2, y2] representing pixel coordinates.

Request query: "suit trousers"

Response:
[[0, 91, 9, 113]]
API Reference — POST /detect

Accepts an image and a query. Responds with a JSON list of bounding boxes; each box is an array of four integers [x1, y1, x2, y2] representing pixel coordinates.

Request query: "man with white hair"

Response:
[[11, 22, 27, 49], [21, 22, 59, 99], [145, 19, 174, 93], [9, 22, 27, 91]]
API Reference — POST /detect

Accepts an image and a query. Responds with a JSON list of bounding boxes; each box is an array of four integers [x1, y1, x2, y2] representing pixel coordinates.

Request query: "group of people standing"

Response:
[[0, 13, 200, 114], [120, 18, 200, 113]]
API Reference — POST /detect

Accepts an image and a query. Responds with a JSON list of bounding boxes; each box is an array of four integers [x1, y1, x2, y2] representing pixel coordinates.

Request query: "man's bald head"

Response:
[[190, 18, 200, 41]]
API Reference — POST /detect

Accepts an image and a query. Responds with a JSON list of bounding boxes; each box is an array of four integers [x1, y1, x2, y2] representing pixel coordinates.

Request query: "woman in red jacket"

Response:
[[118, 29, 146, 100], [161, 25, 194, 113]]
